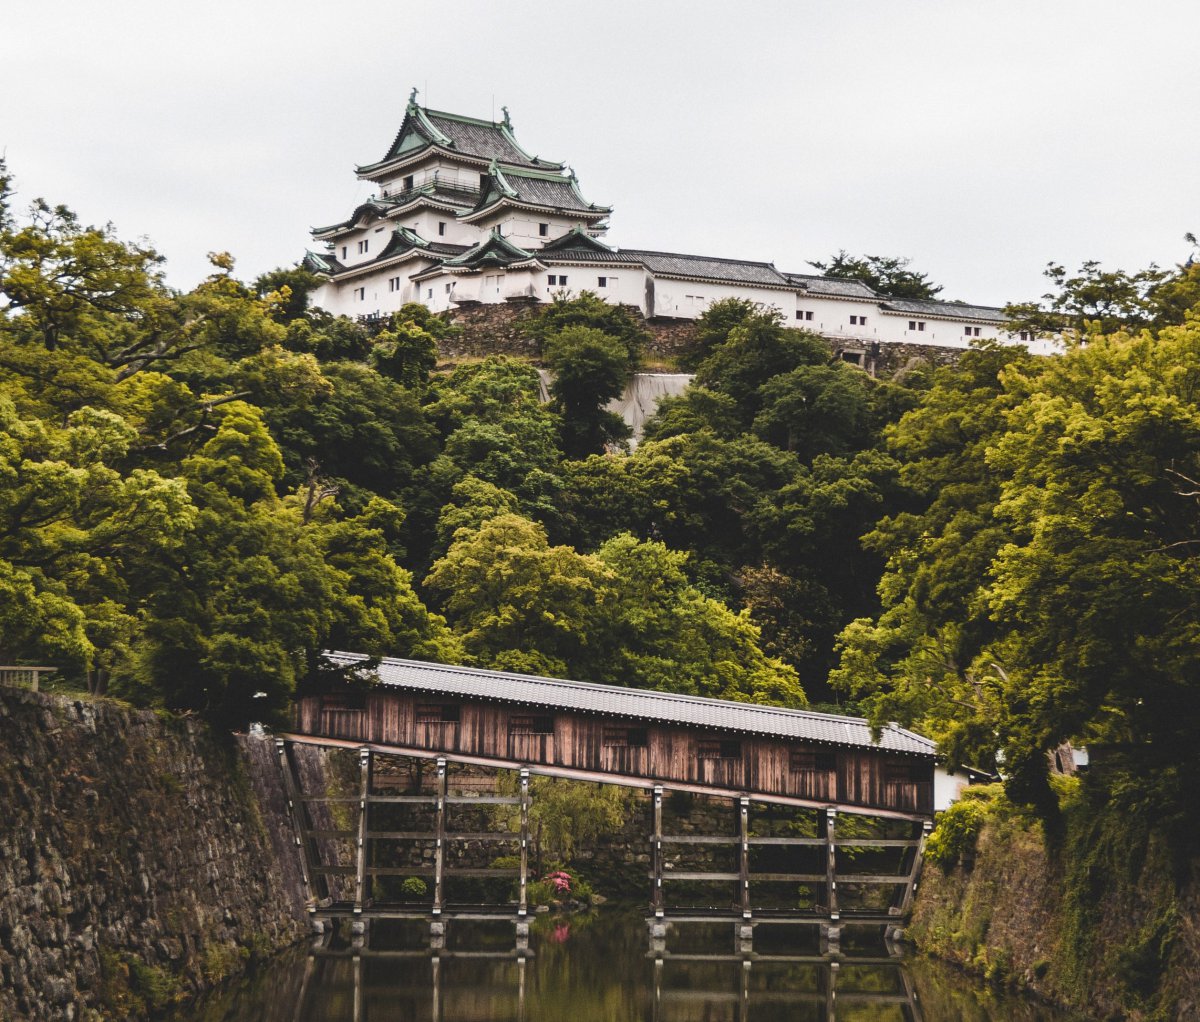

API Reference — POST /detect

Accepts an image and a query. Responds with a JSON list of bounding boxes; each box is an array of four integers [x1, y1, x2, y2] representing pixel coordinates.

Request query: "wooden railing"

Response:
[[0, 666, 58, 692]]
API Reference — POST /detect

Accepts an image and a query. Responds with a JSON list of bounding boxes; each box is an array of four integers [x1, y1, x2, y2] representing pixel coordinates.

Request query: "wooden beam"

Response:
[[275, 733, 933, 823], [518, 768, 530, 917], [825, 808, 838, 922], [898, 819, 933, 917], [433, 757, 447, 915], [274, 738, 320, 904], [354, 747, 370, 916], [739, 797, 751, 920], [652, 786, 664, 918]]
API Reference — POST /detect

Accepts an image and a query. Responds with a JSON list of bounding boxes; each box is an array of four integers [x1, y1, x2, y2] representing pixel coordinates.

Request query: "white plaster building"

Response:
[[307, 95, 1056, 357]]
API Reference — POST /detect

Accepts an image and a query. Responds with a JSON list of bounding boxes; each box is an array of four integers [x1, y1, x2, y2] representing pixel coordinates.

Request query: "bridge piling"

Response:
[[518, 768, 530, 917], [651, 785, 664, 919], [432, 757, 447, 916], [353, 747, 371, 919]]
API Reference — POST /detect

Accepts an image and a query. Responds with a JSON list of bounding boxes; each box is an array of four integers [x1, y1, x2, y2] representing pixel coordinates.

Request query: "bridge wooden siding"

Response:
[[296, 690, 934, 819]]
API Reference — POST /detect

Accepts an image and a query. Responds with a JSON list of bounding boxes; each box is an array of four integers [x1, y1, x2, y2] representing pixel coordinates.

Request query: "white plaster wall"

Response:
[[934, 766, 970, 813], [649, 278, 790, 320], [396, 209, 480, 247]]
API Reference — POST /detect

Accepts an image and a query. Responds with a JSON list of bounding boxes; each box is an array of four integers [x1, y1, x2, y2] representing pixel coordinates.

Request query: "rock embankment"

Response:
[[0, 688, 308, 1020]]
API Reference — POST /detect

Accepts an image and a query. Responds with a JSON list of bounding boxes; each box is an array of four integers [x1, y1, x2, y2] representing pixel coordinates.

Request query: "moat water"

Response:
[[169, 909, 1075, 1022]]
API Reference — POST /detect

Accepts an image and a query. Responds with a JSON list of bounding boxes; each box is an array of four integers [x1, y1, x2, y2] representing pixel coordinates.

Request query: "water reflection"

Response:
[[171, 911, 1069, 1022]]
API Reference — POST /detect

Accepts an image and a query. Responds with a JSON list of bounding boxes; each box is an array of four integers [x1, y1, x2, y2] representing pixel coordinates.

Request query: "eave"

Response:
[[458, 197, 610, 225]]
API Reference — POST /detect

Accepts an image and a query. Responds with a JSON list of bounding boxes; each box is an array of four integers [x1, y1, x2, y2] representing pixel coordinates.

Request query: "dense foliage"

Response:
[[4, 161, 1199, 855]]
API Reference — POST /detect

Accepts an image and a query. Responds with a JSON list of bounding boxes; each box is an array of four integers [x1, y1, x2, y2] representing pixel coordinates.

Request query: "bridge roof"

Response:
[[323, 653, 936, 758]]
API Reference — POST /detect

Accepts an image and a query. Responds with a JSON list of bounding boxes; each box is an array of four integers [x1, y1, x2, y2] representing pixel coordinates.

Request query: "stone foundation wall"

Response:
[[441, 301, 963, 375], [0, 688, 310, 1021]]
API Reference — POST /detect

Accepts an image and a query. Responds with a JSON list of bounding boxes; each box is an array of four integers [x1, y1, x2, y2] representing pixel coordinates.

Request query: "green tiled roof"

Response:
[[360, 96, 562, 175]]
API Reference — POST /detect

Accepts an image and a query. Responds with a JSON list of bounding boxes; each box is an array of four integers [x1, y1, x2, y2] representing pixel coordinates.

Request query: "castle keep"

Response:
[[306, 93, 1054, 357]]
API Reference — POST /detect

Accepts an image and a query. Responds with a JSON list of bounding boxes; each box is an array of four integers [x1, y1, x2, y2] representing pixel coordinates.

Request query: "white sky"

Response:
[[3, 0, 1197, 306]]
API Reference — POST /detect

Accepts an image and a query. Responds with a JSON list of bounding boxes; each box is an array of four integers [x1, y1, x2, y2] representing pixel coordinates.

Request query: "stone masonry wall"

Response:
[[441, 301, 961, 374], [0, 688, 311, 1021]]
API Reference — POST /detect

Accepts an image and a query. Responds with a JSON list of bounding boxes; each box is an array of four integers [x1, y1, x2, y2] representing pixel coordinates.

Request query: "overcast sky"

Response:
[[4, 0, 1197, 306]]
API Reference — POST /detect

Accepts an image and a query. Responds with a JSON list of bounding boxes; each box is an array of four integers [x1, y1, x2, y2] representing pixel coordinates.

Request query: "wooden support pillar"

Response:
[[739, 796, 751, 920], [354, 747, 371, 916], [518, 768, 530, 917], [274, 738, 319, 905], [824, 808, 839, 923], [651, 785, 664, 918], [898, 819, 932, 918], [433, 757, 447, 916]]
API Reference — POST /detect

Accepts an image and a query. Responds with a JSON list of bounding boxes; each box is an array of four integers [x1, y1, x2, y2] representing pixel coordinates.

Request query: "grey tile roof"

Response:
[[880, 298, 1008, 323], [625, 250, 791, 287], [425, 114, 545, 168], [541, 248, 637, 265], [509, 174, 604, 211], [784, 273, 879, 300], [322, 652, 936, 757]]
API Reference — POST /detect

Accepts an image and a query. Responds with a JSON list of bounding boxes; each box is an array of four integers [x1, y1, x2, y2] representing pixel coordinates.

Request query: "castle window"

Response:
[[403, 175, 414, 191], [438, 222, 446, 236], [388, 277, 402, 292], [358, 239, 369, 254], [698, 740, 741, 760], [796, 310, 814, 321], [341, 246, 347, 260], [427, 288, 433, 299], [353, 287, 365, 301], [539, 223, 549, 237], [1019, 330, 1032, 342], [964, 326, 981, 337], [445, 283, 452, 294], [597, 277, 607, 288], [909, 320, 926, 332], [548, 274, 557, 286], [480, 173, 489, 191], [850, 315, 867, 325]]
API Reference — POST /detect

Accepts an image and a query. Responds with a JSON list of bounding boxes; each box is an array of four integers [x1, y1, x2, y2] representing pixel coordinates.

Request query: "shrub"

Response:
[[401, 876, 428, 898], [926, 798, 989, 870]]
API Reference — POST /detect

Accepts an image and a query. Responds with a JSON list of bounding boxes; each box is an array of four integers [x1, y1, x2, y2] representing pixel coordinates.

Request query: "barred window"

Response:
[[416, 703, 459, 724], [885, 762, 921, 784], [791, 750, 836, 772], [698, 740, 741, 760], [603, 727, 648, 748], [510, 714, 555, 735]]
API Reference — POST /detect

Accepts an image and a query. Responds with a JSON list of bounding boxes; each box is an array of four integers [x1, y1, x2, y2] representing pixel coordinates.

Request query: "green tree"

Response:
[[423, 513, 611, 678], [543, 325, 633, 457], [523, 290, 648, 365], [829, 344, 1040, 769], [593, 534, 806, 706], [1003, 259, 1172, 337], [809, 251, 943, 300]]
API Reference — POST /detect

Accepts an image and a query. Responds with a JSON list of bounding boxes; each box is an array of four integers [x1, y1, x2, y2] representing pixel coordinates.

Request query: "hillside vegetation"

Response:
[[3, 164, 1200, 1008]]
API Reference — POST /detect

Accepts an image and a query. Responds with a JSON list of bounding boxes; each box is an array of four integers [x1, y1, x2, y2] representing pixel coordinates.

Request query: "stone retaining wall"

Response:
[[440, 301, 964, 374], [0, 689, 309, 1021]]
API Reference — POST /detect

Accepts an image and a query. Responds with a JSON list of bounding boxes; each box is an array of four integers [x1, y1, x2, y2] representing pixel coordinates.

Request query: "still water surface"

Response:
[[170, 910, 1073, 1021]]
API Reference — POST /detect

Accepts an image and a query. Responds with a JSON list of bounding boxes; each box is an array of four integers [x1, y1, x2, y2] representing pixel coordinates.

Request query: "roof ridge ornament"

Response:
[[501, 105, 511, 129], [408, 86, 419, 109]]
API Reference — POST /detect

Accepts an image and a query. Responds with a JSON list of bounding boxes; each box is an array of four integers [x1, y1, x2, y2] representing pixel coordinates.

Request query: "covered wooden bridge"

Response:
[[277, 652, 936, 947]]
